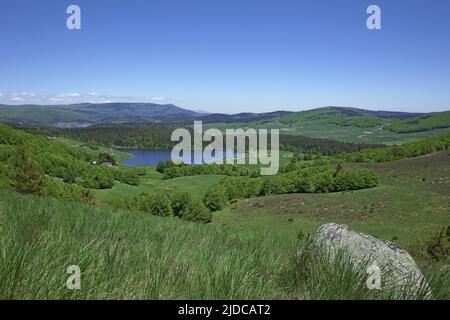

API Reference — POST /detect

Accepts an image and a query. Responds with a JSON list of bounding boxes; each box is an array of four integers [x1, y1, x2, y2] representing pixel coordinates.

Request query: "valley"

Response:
[[0, 104, 449, 299], [3, 0, 450, 304]]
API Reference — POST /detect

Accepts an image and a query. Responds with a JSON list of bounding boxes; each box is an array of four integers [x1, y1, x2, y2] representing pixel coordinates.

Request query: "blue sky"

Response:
[[0, 0, 449, 113]]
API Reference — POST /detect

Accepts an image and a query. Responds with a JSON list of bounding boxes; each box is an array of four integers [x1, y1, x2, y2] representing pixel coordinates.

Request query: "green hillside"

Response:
[[0, 106, 94, 124], [200, 107, 450, 145], [0, 103, 198, 127], [0, 123, 144, 201], [1, 147, 449, 299], [386, 111, 450, 133], [0, 190, 291, 299], [204, 120, 449, 146], [273, 107, 385, 128], [214, 150, 450, 248]]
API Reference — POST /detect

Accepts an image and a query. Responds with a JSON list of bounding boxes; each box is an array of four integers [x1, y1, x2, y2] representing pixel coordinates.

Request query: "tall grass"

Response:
[[0, 190, 288, 299], [282, 241, 450, 300], [0, 190, 448, 300]]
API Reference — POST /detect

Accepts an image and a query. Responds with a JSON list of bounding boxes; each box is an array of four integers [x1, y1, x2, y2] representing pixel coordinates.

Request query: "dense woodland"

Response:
[[15, 124, 178, 150], [279, 134, 382, 155], [16, 124, 382, 156], [0, 124, 140, 201]]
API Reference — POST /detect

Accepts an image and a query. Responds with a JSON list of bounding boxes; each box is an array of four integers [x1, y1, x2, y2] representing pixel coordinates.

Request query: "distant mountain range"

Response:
[[0, 103, 198, 128], [1, 103, 447, 132]]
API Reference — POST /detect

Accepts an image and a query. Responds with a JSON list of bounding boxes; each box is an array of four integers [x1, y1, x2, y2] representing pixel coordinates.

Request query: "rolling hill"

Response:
[[203, 107, 450, 145], [273, 107, 424, 127], [0, 103, 199, 127], [1, 104, 449, 145], [385, 111, 450, 133], [0, 103, 431, 128]]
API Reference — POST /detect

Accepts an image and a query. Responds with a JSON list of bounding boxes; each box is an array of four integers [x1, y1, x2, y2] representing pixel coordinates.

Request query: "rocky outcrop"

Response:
[[309, 223, 430, 297]]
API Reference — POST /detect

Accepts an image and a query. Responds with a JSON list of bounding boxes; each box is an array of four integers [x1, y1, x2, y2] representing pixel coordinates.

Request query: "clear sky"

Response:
[[0, 0, 449, 113]]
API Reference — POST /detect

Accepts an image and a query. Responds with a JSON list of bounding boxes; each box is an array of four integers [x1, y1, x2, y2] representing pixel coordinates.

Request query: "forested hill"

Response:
[[385, 111, 450, 133], [0, 123, 142, 198], [273, 107, 424, 127], [0, 103, 438, 128], [16, 124, 383, 156], [0, 103, 199, 127]]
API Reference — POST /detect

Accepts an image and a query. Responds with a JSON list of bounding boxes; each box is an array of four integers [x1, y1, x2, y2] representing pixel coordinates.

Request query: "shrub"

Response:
[[332, 169, 378, 191], [118, 170, 140, 186], [293, 174, 315, 193], [313, 170, 334, 193], [409, 226, 450, 263], [137, 193, 173, 217], [82, 168, 115, 189], [45, 179, 94, 203], [98, 152, 117, 165], [219, 167, 377, 198], [108, 191, 213, 223], [156, 160, 177, 174], [169, 192, 194, 217], [260, 177, 289, 196], [158, 160, 258, 179], [180, 199, 212, 224], [260, 171, 315, 195], [221, 177, 262, 200], [62, 170, 76, 184], [203, 185, 229, 211], [169, 192, 212, 223], [8, 144, 47, 195]]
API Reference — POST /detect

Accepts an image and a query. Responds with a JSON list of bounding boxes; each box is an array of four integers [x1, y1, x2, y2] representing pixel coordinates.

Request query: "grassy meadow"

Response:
[[1, 185, 449, 300], [0, 189, 293, 299], [1, 149, 449, 299], [204, 121, 449, 145], [213, 151, 450, 248]]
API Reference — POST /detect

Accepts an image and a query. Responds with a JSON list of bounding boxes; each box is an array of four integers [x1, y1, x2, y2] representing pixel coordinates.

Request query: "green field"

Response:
[[92, 150, 295, 203], [200, 107, 450, 145], [94, 174, 226, 201], [204, 121, 449, 145], [213, 151, 450, 248]]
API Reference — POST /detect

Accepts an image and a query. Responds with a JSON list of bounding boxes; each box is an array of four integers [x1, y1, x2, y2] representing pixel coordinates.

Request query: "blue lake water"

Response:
[[121, 149, 239, 166]]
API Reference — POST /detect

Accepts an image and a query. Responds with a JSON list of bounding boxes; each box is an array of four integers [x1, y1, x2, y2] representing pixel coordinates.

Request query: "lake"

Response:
[[121, 149, 239, 166]]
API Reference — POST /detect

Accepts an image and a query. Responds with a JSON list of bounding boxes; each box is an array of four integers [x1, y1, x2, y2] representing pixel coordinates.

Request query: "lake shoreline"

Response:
[[119, 148, 242, 166]]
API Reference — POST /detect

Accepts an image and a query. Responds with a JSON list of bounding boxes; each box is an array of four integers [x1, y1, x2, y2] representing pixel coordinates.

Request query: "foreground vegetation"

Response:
[[0, 189, 448, 299]]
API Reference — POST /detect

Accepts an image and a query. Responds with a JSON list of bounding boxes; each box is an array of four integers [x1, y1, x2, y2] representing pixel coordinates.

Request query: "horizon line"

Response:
[[0, 102, 443, 115]]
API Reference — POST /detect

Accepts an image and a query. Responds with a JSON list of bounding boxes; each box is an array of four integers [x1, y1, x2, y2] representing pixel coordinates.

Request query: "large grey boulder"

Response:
[[309, 223, 430, 297]]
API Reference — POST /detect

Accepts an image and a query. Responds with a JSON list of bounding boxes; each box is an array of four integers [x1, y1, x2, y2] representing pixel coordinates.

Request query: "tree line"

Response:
[[107, 191, 212, 223], [15, 124, 383, 156], [202, 165, 379, 212], [156, 161, 260, 179], [0, 124, 141, 202]]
